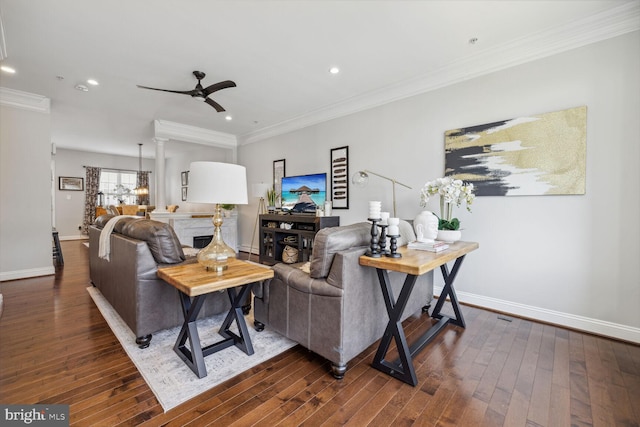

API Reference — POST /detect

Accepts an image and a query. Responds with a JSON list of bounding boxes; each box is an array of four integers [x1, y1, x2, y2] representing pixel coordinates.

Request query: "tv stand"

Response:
[[259, 213, 339, 265]]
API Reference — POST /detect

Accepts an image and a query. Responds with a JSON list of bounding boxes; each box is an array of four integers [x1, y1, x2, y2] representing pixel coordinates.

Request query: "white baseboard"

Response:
[[434, 286, 640, 344], [0, 266, 56, 282]]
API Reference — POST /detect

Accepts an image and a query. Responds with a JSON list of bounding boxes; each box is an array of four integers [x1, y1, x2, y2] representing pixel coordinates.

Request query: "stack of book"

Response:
[[407, 240, 449, 252]]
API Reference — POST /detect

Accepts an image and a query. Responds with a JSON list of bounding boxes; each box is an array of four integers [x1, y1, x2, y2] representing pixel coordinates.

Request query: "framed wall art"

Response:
[[330, 146, 349, 209], [273, 159, 285, 207], [181, 186, 188, 201], [59, 176, 84, 191], [445, 106, 587, 196], [181, 171, 189, 186]]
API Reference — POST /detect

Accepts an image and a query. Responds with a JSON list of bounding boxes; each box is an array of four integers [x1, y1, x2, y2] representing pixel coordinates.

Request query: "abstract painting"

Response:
[[444, 106, 587, 196]]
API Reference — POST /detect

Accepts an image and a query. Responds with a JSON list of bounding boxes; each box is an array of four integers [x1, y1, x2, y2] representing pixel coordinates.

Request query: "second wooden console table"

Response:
[[359, 241, 479, 386]]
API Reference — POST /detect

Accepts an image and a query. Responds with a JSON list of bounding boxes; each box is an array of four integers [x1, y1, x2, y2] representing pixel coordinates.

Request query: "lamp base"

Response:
[[196, 206, 236, 273]]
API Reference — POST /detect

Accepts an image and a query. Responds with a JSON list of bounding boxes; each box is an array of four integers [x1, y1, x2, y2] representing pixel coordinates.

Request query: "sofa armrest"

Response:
[[272, 263, 343, 297], [326, 246, 369, 290]]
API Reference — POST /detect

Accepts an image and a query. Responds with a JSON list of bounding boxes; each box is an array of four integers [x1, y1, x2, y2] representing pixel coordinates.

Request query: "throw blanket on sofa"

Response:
[[99, 215, 141, 261]]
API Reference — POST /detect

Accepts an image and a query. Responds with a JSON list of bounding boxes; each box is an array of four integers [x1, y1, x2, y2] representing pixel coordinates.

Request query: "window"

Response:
[[100, 170, 137, 205]]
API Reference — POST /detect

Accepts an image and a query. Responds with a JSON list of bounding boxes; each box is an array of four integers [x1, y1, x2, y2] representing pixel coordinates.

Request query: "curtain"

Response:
[[83, 166, 101, 234], [137, 171, 150, 205]]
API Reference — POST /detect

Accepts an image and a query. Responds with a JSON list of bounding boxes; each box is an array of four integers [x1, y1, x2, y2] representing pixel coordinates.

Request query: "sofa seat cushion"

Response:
[[310, 222, 370, 279]]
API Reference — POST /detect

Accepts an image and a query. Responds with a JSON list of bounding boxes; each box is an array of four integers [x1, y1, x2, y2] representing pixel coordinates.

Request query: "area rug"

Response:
[[87, 286, 296, 412]]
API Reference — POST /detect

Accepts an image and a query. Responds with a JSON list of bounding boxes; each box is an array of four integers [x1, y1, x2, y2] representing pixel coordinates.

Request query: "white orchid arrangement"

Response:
[[420, 176, 476, 230]]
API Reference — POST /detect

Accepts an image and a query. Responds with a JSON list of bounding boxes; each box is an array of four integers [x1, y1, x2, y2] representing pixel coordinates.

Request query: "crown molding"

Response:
[[154, 119, 237, 148], [0, 87, 50, 113], [240, 2, 640, 145]]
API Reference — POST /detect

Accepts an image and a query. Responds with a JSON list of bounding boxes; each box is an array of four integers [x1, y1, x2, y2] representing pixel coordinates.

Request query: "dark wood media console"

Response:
[[259, 213, 339, 265]]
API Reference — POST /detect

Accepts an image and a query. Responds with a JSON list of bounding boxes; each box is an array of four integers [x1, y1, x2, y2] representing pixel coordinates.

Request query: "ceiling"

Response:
[[0, 0, 638, 159]]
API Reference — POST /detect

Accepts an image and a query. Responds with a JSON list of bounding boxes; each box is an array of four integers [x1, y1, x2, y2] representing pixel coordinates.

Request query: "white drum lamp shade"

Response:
[[187, 162, 248, 205]]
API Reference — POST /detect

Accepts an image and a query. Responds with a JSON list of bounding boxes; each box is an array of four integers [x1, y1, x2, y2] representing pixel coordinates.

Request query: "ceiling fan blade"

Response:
[[202, 80, 236, 97], [136, 85, 196, 96], [205, 97, 226, 112]]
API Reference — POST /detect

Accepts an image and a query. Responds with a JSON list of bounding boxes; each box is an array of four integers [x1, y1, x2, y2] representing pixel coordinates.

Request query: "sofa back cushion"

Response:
[[94, 214, 115, 228], [310, 222, 370, 279], [94, 216, 185, 264], [309, 219, 417, 279], [119, 219, 185, 264]]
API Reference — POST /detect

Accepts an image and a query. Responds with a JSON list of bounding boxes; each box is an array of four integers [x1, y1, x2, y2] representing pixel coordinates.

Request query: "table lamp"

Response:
[[187, 162, 248, 272]]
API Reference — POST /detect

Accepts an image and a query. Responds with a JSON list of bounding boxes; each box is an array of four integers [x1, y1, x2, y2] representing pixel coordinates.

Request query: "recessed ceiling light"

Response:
[[87, 79, 99, 86], [1, 65, 16, 74], [74, 84, 89, 92], [469, 37, 479, 45], [329, 67, 340, 75], [225, 115, 232, 121]]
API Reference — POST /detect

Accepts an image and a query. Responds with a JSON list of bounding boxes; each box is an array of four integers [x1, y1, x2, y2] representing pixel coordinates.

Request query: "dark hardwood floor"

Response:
[[1, 240, 639, 426]]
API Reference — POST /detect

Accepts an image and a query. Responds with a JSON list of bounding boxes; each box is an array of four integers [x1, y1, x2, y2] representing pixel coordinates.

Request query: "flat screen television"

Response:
[[280, 173, 327, 212]]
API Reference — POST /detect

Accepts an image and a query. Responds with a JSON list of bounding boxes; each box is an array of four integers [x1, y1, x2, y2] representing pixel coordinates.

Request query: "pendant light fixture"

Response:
[[133, 143, 149, 197]]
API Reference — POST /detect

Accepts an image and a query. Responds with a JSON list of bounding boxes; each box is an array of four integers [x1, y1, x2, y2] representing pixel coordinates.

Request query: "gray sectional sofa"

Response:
[[253, 221, 434, 379], [89, 215, 231, 348]]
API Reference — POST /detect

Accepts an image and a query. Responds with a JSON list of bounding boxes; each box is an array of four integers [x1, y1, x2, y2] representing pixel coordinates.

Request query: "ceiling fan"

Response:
[[136, 71, 236, 112]]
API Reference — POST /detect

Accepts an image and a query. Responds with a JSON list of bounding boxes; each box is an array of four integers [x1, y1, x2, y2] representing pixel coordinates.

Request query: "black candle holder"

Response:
[[378, 224, 389, 255], [386, 234, 402, 258], [366, 218, 382, 257]]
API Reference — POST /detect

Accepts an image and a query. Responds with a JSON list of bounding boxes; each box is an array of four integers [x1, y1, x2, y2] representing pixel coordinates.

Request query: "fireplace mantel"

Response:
[[149, 212, 237, 250]]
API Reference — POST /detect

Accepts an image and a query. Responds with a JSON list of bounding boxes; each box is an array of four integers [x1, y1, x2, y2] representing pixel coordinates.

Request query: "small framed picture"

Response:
[[330, 146, 349, 209], [181, 171, 189, 186], [181, 186, 188, 201], [59, 176, 84, 191]]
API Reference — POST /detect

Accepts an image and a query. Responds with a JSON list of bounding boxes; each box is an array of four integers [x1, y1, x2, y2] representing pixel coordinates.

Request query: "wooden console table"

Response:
[[158, 259, 274, 378], [359, 241, 479, 386]]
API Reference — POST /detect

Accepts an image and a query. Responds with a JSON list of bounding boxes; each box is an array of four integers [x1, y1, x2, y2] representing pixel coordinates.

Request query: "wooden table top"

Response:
[[359, 241, 479, 276], [157, 258, 274, 297]]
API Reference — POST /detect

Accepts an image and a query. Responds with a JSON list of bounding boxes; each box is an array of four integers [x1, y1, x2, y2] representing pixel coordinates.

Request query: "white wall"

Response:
[[0, 103, 53, 281], [164, 144, 233, 213], [53, 148, 155, 239], [238, 32, 640, 342]]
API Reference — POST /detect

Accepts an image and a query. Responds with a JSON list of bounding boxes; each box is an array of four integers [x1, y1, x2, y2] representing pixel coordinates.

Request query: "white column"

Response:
[[154, 137, 168, 212]]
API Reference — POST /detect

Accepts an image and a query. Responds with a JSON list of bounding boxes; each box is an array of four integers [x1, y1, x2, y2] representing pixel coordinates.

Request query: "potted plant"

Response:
[[220, 203, 236, 217], [419, 177, 475, 242], [266, 187, 278, 212]]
